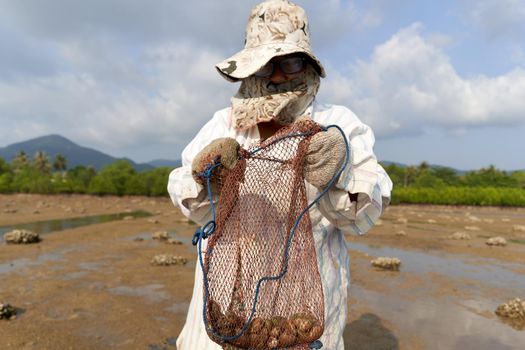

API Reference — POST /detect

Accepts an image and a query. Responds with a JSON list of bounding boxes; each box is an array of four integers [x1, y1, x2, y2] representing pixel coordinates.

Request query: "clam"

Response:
[[249, 330, 268, 348], [268, 336, 279, 348], [269, 326, 281, 338], [283, 319, 297, 334], [249, 317, 264, 334], [294, 317, 313, 333], [279, 330, 297, 347], [297, 323, 323, 342], [208, 300, 223, 321], [270, 315, 286, 327]]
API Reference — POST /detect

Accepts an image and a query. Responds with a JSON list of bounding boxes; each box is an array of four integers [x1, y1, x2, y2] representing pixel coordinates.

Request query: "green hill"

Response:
[[0, 134, 155, 171]]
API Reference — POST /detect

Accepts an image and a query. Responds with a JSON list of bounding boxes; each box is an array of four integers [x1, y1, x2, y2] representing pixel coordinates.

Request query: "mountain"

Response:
[[379, 160, 467, 174], [0, 134, 156, 171], [379, 160, 409, 168], [147, 159, 182, 168]]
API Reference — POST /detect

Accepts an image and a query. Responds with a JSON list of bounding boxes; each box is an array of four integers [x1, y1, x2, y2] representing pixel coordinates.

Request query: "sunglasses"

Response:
[[254, 56, 306, 78]]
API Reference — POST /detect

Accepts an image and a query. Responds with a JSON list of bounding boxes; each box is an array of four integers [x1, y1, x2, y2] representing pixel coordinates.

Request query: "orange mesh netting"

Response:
[[195, 119, 326, 349]]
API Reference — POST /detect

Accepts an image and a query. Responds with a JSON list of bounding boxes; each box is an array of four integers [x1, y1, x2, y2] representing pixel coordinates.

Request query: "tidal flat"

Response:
[[1, 194, 524, 349]]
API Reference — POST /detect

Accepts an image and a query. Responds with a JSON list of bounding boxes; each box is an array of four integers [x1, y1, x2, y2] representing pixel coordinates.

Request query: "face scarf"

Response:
[[230, 64, 320, 131]]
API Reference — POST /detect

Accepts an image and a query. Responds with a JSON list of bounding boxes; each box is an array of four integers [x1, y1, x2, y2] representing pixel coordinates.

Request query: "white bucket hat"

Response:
[[216, 0, 326, 82]]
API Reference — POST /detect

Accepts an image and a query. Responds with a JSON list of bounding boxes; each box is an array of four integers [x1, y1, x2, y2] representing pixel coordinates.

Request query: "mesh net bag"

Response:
[[200, 119, 326, 349]]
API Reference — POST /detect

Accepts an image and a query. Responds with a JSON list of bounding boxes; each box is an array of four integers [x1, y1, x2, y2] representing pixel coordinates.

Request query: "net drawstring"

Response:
[[192, 125, 350, 349]]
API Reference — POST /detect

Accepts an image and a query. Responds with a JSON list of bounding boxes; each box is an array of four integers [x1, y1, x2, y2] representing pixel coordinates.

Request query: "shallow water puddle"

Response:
[[108, 284, 170, 303], [0, 251, 65, 274], [0, 210, 153, 240], [386, 206, 525, 220], [349, 242, 525, 290], [348, 284, 524, 350], [165, 302, 189, 314]]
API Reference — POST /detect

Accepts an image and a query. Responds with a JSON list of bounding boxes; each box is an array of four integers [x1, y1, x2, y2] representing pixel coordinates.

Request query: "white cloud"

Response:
[[319, 23, 525, 137], [0, 43, 238, 156], [1, 0, 524, 165], [0, 0, 355, 54], [0, 0, 248, 49], [0, 0, 360, 159]]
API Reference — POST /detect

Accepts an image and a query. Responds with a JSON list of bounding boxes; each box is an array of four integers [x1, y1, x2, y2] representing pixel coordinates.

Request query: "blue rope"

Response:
[[192, 124, 350, 347]]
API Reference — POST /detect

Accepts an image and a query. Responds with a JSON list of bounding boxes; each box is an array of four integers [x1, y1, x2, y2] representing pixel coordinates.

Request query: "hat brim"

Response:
[[215, 43, 326, 82]]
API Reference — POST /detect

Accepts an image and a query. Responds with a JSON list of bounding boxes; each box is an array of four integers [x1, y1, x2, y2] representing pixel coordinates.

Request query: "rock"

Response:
[[151, 254, 188, 266], [375, 219, 383, 226], [427, 219, 437, 224], [464, 226, 480, 231], [501, 218, 510, 222], [68, 313, 80, 320], [371, 257, 401, 271], [396, 218, 408, 224], [486, 236, 507, 246], [496, 298, 525, 319], [4, 229, 40, 244], [32, 209, 40, 214], [467, 215, 481, 222], [495, 298, 525, 330], [0, 303, 17, 320], [152, 231, 170, 241], [133, 237, 145, 242], [483, 219, 494, 224], [513, 225, 525, 232], [152, 231, 182, 245], [3, 208, 17, 214], [147, 218, 159, 224], [123, 216, 134, 220], [447, 232, 471, 240], [395, 230, 406, 237], [167, 238, 183, 245]]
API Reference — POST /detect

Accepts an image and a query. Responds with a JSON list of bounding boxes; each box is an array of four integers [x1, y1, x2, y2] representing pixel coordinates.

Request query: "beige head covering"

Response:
[[230, 65, 320, 129], [216, 0, 326, 82], [217, 0, 325, 130]]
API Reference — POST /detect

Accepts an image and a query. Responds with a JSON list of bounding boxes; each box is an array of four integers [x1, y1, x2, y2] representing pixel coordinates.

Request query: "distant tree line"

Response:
[[384, 162, 525, 206], [1, 152, 524, 206], [0, 151, 170, 196]]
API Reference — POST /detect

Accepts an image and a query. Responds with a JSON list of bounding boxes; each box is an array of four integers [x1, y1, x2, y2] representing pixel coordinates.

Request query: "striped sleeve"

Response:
[[314, 105, 393, 235], [167, 108, 231, 225]]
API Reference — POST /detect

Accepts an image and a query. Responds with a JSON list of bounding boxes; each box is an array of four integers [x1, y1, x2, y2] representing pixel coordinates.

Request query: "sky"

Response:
[[0, 0, 524, 170]]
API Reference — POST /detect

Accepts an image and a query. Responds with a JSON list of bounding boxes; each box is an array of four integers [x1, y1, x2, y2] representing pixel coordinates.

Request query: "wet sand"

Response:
[[1, 194, 524, 349]]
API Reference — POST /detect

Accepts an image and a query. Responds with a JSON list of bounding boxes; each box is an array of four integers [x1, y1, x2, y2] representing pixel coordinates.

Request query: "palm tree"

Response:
[[53, 154, 67, 172], [11, 151, 29, 172], [33, 151, 51, 174], [418, 161, 430, 172], [403, 166, 417, 187]]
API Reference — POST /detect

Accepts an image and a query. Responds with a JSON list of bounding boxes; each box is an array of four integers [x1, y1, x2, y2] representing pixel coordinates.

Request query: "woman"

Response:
[[168, 1, 392, 348]]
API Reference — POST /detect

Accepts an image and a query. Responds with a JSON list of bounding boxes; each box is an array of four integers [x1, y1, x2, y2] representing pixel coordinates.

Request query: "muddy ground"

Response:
[[1, 194, 524, 349]]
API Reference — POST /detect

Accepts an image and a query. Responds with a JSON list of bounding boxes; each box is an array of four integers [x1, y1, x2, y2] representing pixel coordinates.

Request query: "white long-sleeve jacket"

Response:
[[168, 101, 392, 350]]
